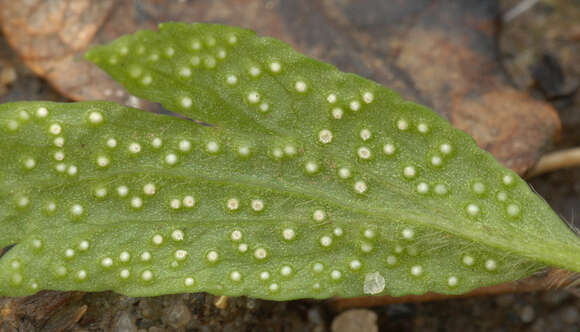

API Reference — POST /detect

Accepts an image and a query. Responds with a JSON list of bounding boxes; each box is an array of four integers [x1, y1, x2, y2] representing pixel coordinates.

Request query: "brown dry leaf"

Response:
[[0, 291, 85, 331], [0, 1, 117, 100]]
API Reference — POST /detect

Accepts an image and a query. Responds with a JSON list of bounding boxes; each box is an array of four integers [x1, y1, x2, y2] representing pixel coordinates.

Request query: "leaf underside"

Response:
[[0, 23, 578, 300]]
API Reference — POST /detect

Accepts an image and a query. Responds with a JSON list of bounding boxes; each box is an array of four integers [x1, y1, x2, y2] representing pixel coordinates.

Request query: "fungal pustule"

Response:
[[227, 198, 240, 211], [206, 251, 219, 263], [280, 266, 293, 276], [403, 166, 416, 179], [106, 138, 118, 148], [320, 236, 332, 247], [363, 272, 385, 295], [230, 230, 243, 241], [410, 265, 423, 277], [362, 91, 374, 103], [248, 66, 261, 77], [312, 209, 326, 221], [165, 153, 178, 165], [354, 181, 368, 194], [247, 91, 260, 104], [237, 145, 251, 157], [206, 141, 220, 154], [359, 129, 372, 141], [305, 161, 319, 174], [332, 107, 343, 119], [130, 197, 143, 209], [178, 139, 192, 152], [269, 61, 281, 73], [330, 270, 342, 280], [318, 129, 333, 144], [254, 248, 268, 260], [184, 277, 195, 287], [230, 271, 242, 281], [294, 81, 307, 93], [251, 199, 264, 212], [174, 250, 188, 261], [179, 67, 192, 78], [282, 228, 295, 241], [128, 142, 141, 154], [96, 155, 110, 167], [36, 107, 49, 118], [183, 196, 195, 208], [402, 228, 414, 240], [357, 147, 371, 159], [226, 74, 238, 85], [87, 111, 104, 125], [338, 167, 351, 179], [143, 183, 156, 196]]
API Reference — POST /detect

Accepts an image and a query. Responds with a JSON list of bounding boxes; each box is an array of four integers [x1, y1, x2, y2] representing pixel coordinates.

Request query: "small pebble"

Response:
[[560, 305, 579, 325], [519, 305, 535, 323], [138, 300, 163, 320], [529, 318, 547, 332], [308, 306, 324, 325], [246, 298, 258, 310], [495, 294, 515, 307], [331, 309, 378, 332], [148, 327, 166, 332], [113, 312, 137, 332], [0, 66, 17, 87], [163, 303, 192, 329], [385, 303, 415, 318], [222, 322, 243, 332], [541, 290, 571, 306]]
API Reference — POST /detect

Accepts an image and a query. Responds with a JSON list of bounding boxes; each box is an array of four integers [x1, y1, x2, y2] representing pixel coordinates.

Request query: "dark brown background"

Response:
[[0, 0, 579, 331]]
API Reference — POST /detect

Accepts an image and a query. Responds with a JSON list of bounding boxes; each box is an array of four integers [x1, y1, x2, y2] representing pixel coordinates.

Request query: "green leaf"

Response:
[[0, 23, 578, 300]]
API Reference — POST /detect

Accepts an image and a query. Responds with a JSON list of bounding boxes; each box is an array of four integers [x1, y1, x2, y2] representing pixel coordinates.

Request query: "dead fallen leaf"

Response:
[[0, 291, 85, 330]]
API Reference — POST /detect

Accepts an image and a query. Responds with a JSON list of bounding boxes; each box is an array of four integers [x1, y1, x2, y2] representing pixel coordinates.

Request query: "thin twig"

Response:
[[527, 147, 580, 178], [503, 0, 541, 22], [214, 296, 229, 309]]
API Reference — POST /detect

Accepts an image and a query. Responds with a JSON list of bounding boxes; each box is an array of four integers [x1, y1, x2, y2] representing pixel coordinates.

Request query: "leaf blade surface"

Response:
[[0, 23, 578, 299]]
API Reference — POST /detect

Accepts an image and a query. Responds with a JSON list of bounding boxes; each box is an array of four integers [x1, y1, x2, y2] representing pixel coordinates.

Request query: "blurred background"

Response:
[[0, 0, 578, 331]]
